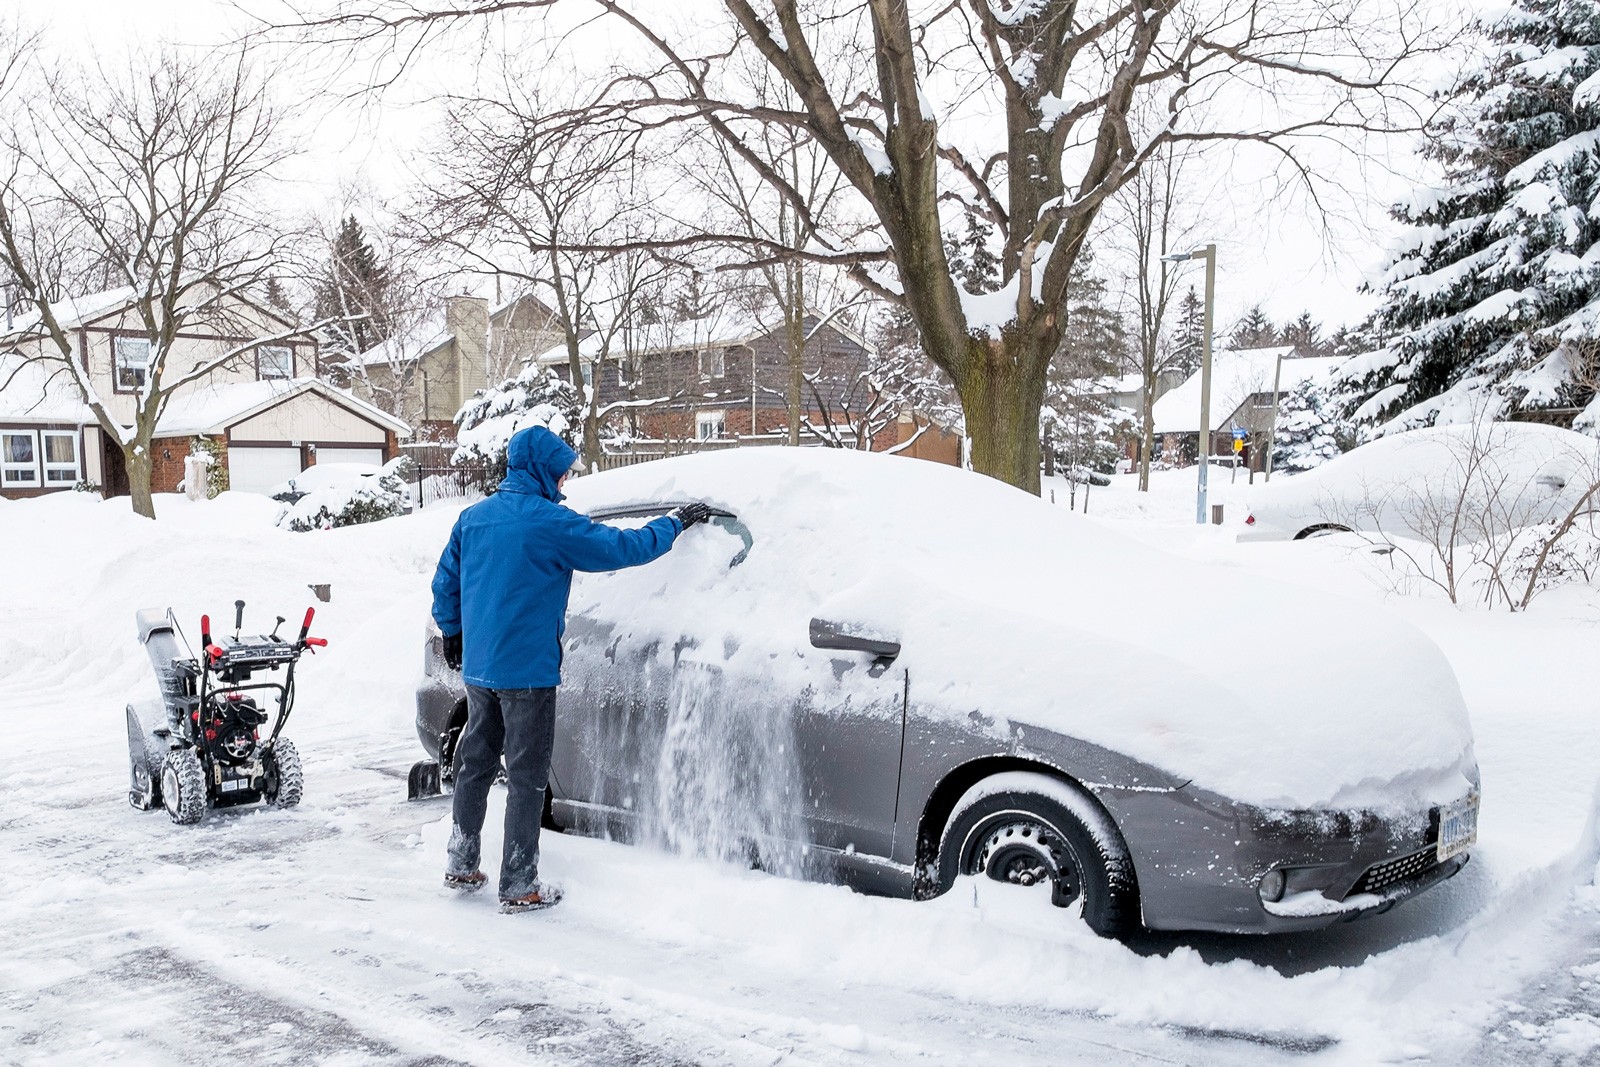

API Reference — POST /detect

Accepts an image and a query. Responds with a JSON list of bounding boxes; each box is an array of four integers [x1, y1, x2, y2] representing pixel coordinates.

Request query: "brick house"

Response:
[[342, 294, 565, 439], [0, 285, 409, 499], [536, 310, 962, 464]]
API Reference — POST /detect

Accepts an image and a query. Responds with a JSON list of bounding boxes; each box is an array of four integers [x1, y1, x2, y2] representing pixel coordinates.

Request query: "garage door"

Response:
[[228, 446, 302, 494], [315, 446, 385, 467]]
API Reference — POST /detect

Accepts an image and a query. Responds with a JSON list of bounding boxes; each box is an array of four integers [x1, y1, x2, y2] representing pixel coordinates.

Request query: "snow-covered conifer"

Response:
[[1350, 0, 1600, 434]]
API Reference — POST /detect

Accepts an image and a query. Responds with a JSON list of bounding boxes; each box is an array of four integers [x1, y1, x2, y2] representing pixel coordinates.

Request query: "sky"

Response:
[[10, 0, 1488, 336]]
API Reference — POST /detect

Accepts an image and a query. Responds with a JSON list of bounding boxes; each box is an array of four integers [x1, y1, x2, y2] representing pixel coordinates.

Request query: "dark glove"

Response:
[[442, 631, 463, 671], [670, 502, 713, 529]]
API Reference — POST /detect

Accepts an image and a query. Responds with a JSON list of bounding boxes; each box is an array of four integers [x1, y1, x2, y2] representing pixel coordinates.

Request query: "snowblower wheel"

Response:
[[161, 749, 207, 825], [264, 738, 304, 808]]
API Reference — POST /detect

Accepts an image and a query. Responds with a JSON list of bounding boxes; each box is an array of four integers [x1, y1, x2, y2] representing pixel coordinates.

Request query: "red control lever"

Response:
[[206, 644, 226, 663], [305, 637, 328, 652], [296, 606, 315, 644]]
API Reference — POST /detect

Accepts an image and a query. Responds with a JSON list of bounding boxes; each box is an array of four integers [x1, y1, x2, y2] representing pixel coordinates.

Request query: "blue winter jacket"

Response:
[[430, 426, 682, 689]]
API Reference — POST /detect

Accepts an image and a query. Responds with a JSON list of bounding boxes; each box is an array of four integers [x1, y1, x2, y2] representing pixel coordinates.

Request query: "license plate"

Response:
[[1437, 792, 1479, 862]]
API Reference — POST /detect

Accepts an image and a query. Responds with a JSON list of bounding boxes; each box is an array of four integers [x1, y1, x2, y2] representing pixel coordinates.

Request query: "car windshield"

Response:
[[586, 503, 753, 567]]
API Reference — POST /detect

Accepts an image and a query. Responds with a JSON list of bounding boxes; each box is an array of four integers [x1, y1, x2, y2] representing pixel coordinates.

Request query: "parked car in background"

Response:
[[1239, 423, 1600, 542], [271, 459, 412, 531], [413, 449, 1480, 936]]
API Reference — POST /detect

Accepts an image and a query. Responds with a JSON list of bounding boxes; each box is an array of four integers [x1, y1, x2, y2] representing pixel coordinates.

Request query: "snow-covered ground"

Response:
[[2, 465, 1597, 1066]]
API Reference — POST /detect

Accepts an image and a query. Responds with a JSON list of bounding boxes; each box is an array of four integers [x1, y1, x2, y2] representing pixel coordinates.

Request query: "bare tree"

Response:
[[1113, 138, 1207, 491], [288, 0, 1443, 493], [0, 45, 299, 518], [413, 71, 677, 465]]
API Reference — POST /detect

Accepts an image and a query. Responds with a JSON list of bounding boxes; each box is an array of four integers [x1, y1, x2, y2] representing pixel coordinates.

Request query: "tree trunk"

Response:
[[958, 351, 1046, 495], [1138, 374, 1156, 492], [786, 272, 805, 446], [124, 443, 157, 520]]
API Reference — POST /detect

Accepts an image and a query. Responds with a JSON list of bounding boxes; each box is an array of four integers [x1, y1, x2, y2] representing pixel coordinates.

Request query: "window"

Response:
[[259, 345, 293, 379], [580, 363, 594, 392], [696, 409, 727, 441], [1, 431, 39, 487], [698, 348, 725, 380], [114, 337, 150, 391], [41, 432, 79, 484]]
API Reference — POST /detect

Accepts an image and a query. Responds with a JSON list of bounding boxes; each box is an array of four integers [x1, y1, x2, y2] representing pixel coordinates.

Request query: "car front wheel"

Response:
[[937, 771, 1139, 937]]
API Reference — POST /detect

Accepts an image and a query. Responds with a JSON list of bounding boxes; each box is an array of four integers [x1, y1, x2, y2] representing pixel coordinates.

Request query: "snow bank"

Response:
[[564, 449, 1475, 810]]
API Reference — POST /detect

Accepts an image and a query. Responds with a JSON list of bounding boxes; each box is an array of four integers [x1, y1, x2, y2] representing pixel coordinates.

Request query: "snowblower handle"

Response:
[[297, 607, 315, 644], [234, 600, 246, 636], [305, 637, 327, 648], [200, 614, 212, 647]]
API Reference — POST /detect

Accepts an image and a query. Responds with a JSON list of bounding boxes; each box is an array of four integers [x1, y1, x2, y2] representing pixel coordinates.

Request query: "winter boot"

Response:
[[500, 884, 562, 914], [444, 869, 487, 893]]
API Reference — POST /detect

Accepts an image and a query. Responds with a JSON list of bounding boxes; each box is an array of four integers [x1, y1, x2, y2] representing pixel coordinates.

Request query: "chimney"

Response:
[[446, 295, 490, 410]]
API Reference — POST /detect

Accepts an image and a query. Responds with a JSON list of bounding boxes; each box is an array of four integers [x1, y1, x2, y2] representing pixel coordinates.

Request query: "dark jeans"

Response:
[[447, 685, 557, 900]]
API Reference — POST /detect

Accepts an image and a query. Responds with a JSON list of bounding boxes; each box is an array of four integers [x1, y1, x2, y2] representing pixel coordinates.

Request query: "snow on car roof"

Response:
[[564, 448, 1475, 811]]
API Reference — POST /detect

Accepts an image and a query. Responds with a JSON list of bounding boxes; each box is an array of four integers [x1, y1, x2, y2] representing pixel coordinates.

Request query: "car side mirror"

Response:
[[809, 617, 901, 659]]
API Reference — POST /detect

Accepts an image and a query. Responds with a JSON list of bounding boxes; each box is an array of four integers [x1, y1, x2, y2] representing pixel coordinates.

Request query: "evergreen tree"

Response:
[[1170, 286, 1204, 375], [264, 276, 293, 315], [314, 216, 392, 356], [945, 211, 1001, 294], [1272, 375, 1359, 473], [1279, 311, 1330, 355], [1229, 304, 1277, 349], [1350, 0, 1600, 433], [1043, 251, 1135, 475]]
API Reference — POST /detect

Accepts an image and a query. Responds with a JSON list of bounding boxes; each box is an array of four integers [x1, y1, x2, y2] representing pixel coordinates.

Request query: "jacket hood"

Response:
[[500, 426, 577, 501]]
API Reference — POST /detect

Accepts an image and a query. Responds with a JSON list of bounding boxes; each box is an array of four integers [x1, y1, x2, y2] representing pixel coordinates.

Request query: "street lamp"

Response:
[[1162, 244, 1217, 524]]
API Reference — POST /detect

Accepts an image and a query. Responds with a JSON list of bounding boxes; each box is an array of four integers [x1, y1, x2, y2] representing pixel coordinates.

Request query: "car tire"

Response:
[[161, 748, 208, 825], [1295, 523, 1351, 539], [936, 772, 1138, 937]]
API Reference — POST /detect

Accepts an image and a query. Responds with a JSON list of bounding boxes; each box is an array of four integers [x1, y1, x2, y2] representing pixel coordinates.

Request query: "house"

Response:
[[533, 309, 962, 464], [342, 293, 565, 438], [1150, 346, 1341, 471], [0, 285, 409, 499]]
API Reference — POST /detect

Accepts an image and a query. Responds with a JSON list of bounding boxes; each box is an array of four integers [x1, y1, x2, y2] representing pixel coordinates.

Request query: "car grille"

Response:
[[1351, 847, 1439, 896]]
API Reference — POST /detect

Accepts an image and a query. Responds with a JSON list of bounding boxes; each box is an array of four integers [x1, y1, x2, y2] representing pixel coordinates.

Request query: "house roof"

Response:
[[532, 307, 873, 366], [0, 355, 409, 437], [0, 282, 298, 346], [1151, 347, 1339, 434], [0, 354, 97, 423], [347, 313, 453, 369], [154, 377, 412, 437]]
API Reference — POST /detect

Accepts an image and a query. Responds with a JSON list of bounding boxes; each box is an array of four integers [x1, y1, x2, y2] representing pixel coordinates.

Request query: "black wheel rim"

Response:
[[962, 813, 1082, 907]]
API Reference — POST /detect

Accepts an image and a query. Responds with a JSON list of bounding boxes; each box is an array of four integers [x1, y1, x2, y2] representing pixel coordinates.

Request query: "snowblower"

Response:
[[126, 600, 327, 824]]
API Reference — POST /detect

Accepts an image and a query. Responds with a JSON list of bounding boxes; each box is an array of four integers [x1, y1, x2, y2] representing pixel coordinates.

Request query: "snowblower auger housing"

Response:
[[126, 601, 327, 824]]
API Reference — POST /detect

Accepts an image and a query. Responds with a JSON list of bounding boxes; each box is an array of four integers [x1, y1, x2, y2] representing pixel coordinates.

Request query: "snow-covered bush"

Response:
[[272, 460, 409, 532], [1273, 377, 1358, 474], [452, 367, 581, 492], [192, 437, 228, 497]]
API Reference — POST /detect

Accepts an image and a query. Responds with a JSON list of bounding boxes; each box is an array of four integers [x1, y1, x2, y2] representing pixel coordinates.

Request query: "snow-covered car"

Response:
[[1239, 423, 1600, 542], [415, 449, 1480, 936], [271, 460, 413, 531]]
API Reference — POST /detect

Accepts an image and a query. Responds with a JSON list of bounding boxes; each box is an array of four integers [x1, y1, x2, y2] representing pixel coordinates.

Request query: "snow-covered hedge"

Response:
[[452, 367, 581, 492], [272, 460, 411, 532]]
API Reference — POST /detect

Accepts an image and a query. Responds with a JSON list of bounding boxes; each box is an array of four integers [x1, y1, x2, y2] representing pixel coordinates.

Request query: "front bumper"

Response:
[[1097, 781, 1476, 934]]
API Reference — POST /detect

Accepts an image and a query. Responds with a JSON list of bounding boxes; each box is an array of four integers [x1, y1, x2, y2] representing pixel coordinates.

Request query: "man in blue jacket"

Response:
[[431, 425, 711, 913]]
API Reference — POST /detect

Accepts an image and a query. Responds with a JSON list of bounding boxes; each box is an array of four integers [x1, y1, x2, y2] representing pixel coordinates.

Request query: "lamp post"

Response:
[[1162, 244, 1217, 524]]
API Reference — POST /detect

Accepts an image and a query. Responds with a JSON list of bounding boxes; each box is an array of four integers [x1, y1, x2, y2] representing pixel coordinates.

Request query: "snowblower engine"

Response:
[[125, 599, 327, 825], [201, 693, 269, 765]]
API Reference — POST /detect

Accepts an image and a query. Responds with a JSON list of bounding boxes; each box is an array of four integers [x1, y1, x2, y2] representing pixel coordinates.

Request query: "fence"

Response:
[[411, 466, 489, 509]]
